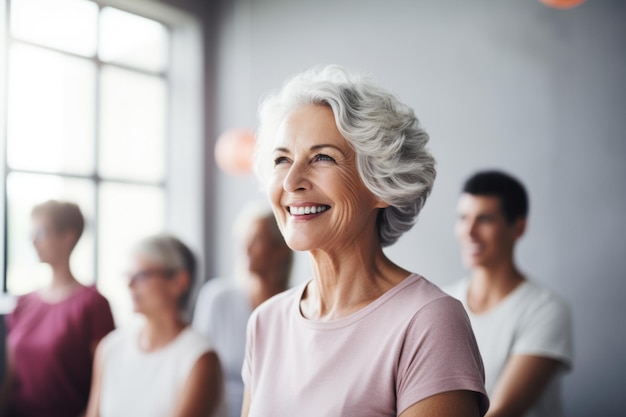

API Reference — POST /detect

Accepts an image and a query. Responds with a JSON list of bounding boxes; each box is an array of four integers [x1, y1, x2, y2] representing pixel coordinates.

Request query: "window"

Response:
[[0, 0, 205, 325]]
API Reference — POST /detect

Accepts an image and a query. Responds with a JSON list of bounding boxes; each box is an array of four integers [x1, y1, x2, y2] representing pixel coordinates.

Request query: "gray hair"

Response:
[[131, 233, 197, 310], [254, 65, 436, 246]]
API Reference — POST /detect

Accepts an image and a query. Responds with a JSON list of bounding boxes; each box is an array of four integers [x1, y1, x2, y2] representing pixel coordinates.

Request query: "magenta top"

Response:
[[6, 285, 115, 417]]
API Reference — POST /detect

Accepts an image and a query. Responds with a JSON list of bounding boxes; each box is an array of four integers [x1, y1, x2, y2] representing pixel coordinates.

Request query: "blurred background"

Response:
[[0, 0, 624, 415]]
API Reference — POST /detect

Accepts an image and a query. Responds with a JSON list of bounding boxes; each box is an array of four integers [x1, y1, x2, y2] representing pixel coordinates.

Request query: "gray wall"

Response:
[[210, 0, 626, 415]]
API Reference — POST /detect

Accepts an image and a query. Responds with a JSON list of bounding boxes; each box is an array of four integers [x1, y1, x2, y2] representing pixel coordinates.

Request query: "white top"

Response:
[[444, 278, 573, 417], [193, 278, 251, 417], [99, 325, 227, 417]]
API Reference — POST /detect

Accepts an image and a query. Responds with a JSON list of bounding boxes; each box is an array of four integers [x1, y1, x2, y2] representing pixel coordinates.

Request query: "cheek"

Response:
[[268, 173, 284, 208], [454, 222, 465, 240], [335, 169, 374, 218]]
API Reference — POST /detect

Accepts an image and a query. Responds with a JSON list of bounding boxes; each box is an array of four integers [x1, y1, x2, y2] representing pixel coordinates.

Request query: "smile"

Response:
[[288, 205, 330, 215]]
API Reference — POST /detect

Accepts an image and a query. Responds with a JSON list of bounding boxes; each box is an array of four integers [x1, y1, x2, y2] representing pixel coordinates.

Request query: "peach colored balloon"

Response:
[[539, 0, 586, 9], [214, 129, 255, 175]]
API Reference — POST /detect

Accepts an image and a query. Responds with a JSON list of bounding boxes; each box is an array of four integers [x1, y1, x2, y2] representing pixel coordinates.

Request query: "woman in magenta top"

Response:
[[1, 200, 115, 417], [241, 66, 489, 417]]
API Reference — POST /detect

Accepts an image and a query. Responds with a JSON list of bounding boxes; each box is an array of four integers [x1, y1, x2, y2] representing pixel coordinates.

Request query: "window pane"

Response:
[[6, 173, 95, 295], [7, 43, 95, 174], [98, 182, 165, 325], [99, 66, 166, 182], [10, 0, 98, 56], [99, 7, 168, 73]]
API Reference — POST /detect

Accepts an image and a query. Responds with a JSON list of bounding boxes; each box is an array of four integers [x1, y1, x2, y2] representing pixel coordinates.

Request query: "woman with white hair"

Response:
[[241, 65, 489, 417], [86, 234, 226, 417]]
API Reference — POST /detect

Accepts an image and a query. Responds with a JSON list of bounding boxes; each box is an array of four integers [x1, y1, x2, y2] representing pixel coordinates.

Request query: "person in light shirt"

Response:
[[193, 202, 293, 417], [86, 234, 227, 417], [240, 65, 489, 417], [445, 170, 573, 417]]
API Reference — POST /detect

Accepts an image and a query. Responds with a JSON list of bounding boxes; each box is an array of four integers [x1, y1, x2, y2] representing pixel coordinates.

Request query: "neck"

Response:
[[141, 311, 186, 352], [39, 259, 81, 303], [468, 259, 524, 313], [302, 236, 409, 321]]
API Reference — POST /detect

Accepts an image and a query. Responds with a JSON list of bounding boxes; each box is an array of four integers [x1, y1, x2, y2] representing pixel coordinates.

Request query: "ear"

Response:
[[373, 197, 390, 209], [511, 217, 527, 240], [60, 229, 79, 249], [171, 269, 191, 297]]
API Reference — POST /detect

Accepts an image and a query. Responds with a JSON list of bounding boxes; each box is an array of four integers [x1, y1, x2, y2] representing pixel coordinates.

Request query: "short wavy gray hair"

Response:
[[131, 233, 197, 311], [254, 65, 436, 247]]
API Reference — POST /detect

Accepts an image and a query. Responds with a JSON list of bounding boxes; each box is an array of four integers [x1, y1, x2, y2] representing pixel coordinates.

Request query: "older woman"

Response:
[[241, 66, 489, 417], [86, 234, 226, 417], [193, 202, 293, 417]]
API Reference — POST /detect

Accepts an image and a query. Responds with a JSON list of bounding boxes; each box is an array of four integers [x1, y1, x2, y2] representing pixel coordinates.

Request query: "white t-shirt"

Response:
[[99, 325, 227, 417], [444, 278, 573, 417], [243, 274, 489, 417], [193, 278, 251, 417]]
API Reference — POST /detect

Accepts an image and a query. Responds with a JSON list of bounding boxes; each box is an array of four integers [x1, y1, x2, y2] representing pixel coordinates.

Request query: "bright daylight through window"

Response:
[[1, 0, 170, 324]]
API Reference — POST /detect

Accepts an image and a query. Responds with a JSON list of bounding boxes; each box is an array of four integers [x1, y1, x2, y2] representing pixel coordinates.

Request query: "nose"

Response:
[[466, 220, 480, 240], [282, 160, 310, 192]]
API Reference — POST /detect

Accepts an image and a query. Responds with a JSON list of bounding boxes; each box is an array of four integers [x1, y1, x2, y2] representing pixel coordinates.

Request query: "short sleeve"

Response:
[[513, 294, 573, 368], [87, 290, 116, 345], [396, 296, 489, 416]]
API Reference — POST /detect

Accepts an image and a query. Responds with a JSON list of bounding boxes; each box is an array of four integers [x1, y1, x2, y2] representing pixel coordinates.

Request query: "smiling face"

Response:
[[268, 104, 386, 253], [455, 193, 526, 270]]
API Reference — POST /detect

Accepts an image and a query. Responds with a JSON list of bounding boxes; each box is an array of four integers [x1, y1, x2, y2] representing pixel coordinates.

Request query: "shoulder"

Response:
[[518, 280, 571, 319], [393, 275, 476, 346], [75, 285, 112, 309], [11, 291, 37, 310], [178, 327, 214, 353], [97, 325, 134, 360], [6, 292, 38, 328], [396, 274, 466, 315]]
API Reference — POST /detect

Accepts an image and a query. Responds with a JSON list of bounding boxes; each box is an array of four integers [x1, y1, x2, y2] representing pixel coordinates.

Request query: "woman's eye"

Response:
[[314, 153, 335, 163], [274, 156, 289, 166]]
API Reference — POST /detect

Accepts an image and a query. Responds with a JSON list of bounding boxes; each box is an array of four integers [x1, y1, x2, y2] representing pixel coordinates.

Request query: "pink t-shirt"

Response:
[[6, 285, 115, 417], [242, 274, 489, 417]]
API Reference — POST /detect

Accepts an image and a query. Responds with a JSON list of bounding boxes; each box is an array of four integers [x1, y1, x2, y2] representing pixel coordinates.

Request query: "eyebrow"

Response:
[[273, 144, 346, 155]]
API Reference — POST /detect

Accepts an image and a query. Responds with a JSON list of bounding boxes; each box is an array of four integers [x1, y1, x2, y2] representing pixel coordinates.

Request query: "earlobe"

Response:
[[172, 270, 191, 296], [514, 218, 527, 239]]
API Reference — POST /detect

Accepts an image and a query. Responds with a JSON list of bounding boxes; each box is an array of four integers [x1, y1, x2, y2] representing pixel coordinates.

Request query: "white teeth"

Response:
[[290, 205, 328, 215]]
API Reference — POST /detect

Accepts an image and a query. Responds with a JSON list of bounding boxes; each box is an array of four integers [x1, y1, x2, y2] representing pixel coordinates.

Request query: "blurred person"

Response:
[[192, 202, 293, 417], [240, 65, 488, 417], [85, 234, 226, 417], [1, 200, 115, 417], [445, 170, 573, 417]]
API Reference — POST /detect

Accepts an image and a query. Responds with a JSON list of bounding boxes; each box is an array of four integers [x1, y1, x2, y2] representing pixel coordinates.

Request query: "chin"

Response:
[[463, 256, 484, 269]]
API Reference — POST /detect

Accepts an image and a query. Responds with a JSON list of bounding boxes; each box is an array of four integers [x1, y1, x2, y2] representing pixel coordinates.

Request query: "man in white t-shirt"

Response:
[[444, 170, 572, 417]]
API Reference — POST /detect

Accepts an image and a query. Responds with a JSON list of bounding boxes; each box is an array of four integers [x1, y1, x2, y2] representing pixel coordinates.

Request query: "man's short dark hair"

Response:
[[462, 170, 529, 223]]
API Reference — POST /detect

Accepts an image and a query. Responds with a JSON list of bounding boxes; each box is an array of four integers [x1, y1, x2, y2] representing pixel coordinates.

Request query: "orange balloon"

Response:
[[539, 0, 586, 9], [214, 129, 256, 175]]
